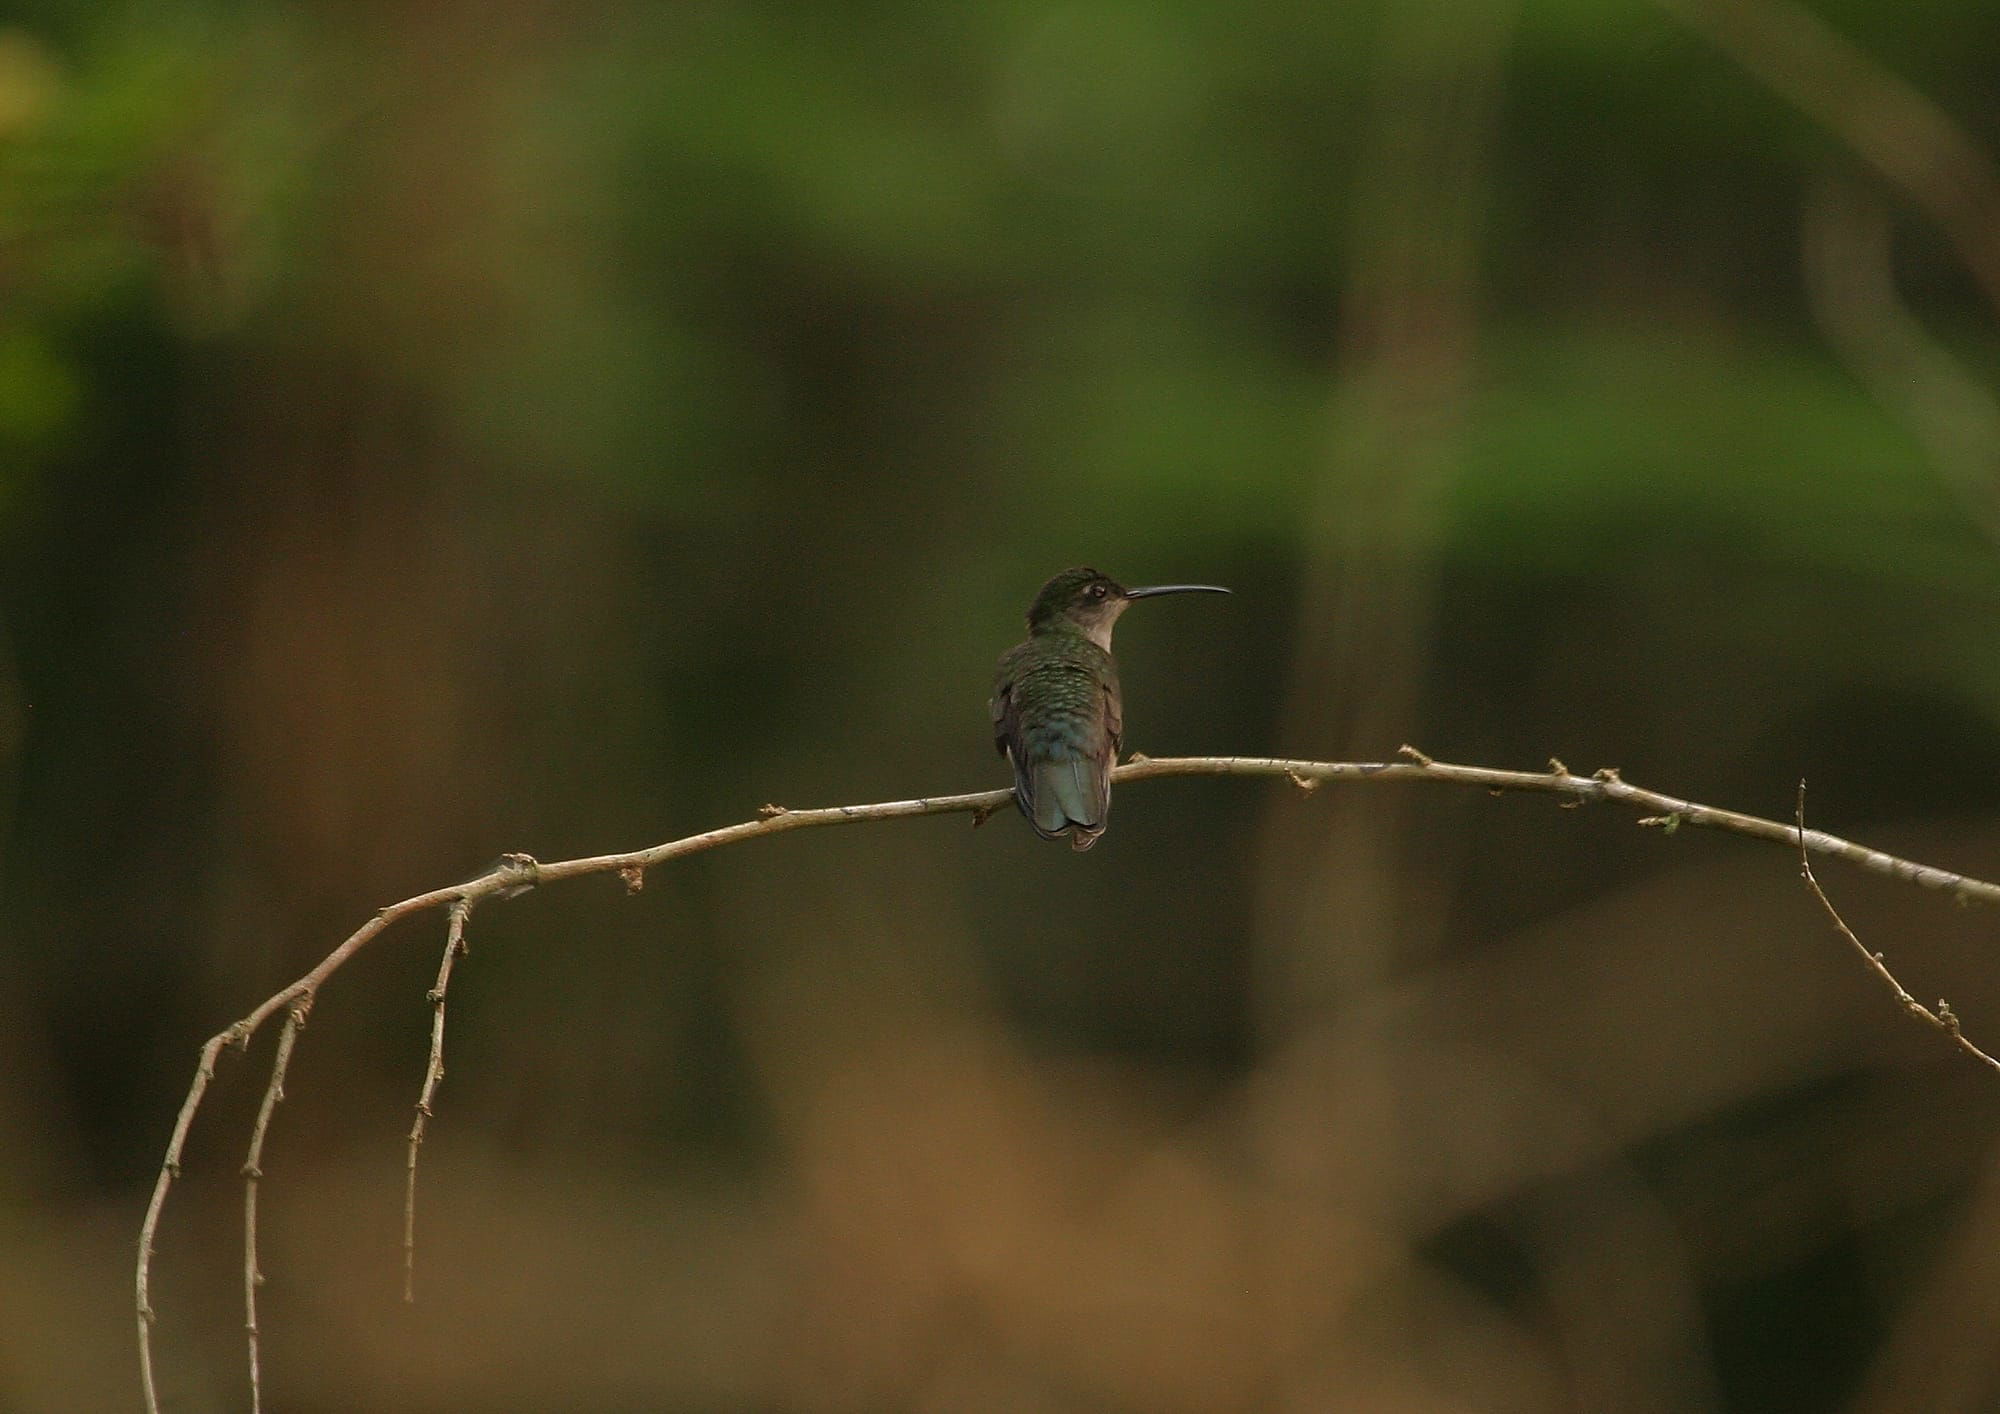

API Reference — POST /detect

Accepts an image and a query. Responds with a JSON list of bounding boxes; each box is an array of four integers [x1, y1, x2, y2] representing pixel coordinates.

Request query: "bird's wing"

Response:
[[990, 676, 1013, 758], [992, 653, 1045, 827]]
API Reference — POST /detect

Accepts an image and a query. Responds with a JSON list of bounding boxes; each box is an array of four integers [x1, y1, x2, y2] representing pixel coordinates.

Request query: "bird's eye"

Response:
[[1089, 583, 1108, 598]]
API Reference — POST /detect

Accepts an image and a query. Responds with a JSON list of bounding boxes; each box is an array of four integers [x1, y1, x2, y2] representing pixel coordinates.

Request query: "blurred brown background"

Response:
[[7, 0, 2000, 1409]]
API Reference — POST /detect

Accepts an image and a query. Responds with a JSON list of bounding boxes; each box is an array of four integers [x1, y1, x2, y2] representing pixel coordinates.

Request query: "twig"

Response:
[[1119, 756, 2000, 904], [137, 755, 2000, 1411], [241, 1000, 309, 1414], [1794, 784, 2000, 1073], [405, 901, 470, 1303], [137, 1032, 230, 1414]]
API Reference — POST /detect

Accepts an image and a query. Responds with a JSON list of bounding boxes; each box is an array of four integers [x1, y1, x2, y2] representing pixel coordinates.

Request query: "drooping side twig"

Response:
[[242, 1000, 309, 1414], [406, 901, 471, 1303], [136, 754, 2000, 1412], [1795, 783, 2000, 1074]]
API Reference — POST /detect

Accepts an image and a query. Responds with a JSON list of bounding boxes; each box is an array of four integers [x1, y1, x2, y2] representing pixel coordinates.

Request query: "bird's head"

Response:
[[1025, 567, 1229, 648]]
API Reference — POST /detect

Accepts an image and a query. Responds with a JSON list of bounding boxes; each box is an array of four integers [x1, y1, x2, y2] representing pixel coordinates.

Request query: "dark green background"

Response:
[[6, 0, 2000, 1408]]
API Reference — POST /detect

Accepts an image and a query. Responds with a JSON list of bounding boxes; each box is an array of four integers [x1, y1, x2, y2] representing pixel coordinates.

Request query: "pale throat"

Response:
[[1080, 600, 1130, 651]]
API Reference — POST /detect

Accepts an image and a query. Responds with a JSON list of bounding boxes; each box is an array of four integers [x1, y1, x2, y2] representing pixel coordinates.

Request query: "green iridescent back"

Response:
[[991, 627, 1123, 849]]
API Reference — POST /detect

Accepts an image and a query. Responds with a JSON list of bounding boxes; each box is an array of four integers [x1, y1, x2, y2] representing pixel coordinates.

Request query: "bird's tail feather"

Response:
[[1031, 755, 1107, 838]]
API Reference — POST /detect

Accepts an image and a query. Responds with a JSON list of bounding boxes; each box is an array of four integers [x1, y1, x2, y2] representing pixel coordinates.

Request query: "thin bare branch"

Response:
[[405, 901, 471, 1303], [133, 869, 504, 1412], [1122, 755, 2000, 905], [138, 755, 2000, 1411], [242, 1000, 310, 1414], [1794, 784, 2000, 1074], [136, 1031, 229, 1414]]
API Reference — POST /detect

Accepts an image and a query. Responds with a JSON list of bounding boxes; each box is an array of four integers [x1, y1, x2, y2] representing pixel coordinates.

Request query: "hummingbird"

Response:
[[991, 567, 1230, 850]]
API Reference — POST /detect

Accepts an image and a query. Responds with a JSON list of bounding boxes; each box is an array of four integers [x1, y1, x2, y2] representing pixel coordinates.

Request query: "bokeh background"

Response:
[[7, 0, 2000, 1409]]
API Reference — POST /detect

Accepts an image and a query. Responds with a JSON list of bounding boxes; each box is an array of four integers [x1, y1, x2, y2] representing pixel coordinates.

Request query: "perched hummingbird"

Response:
[[991, 567, 1230, 850]]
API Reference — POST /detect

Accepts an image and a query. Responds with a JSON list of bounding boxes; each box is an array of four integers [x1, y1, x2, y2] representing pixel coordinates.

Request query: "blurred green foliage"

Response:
[[6, 0, 2000, 1408]]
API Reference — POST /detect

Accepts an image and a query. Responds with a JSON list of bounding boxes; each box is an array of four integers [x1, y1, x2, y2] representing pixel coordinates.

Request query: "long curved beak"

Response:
[[1123, 583, 1231, 599]]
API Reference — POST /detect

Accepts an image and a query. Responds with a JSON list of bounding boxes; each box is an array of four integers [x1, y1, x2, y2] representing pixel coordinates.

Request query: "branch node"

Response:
[[619, 864, 646, 894], [1286, 769, 1321, 794], [1548, 756, 1570, 776], [1398, 744, 1435, 767], [492, 852, 540, 899], [1638, 813, 1683, 834], [1126, 751, 1152, 764], [970, 802, 1000, 828], [757, 803, 789, 818], [1593, 766, 1623, 783]]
